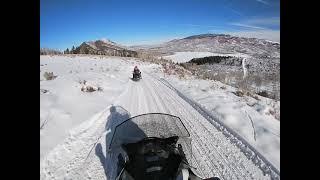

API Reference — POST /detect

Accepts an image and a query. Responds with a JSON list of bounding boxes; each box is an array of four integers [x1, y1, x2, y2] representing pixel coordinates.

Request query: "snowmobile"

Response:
[[108, 113, 220, 180], [132, 67, 142, 81]]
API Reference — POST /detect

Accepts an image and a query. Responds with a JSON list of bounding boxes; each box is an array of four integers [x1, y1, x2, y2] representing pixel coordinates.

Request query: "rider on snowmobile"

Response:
[[133, 66, 141, 79], [133, 66, 140, 74]]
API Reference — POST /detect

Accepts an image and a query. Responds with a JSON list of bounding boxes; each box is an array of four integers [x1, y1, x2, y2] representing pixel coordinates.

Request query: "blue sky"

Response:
[[40, 0, 280, 50]]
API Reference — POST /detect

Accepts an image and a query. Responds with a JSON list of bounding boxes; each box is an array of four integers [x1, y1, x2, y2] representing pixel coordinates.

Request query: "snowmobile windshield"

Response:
[[109, 113, 190, 149]]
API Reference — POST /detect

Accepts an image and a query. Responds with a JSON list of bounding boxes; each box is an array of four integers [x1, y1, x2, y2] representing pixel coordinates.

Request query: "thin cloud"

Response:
[[222, 3, 244, 17], [256, 0, 269, 5], [178, 24, 221, 28], [230, 17, 279, 30], [230, 23, 267, 30], [227, 29, 280, 42], [208, 29, 227, 33], [229, 8, 244, 16], [120, 36, 185, 46], [228, 17, 279, 42], [245, 17, 279, 26]]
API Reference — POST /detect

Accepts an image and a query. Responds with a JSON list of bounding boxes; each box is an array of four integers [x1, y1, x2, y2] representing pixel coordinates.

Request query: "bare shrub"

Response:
[[233, 90, 245, 97], [257, 90, 269, 98], [43, 72, 57, 80], [81, 86, 96, 92], [246, 101, 257, 107], [40, 89, 49, 94], [247, 92, 260, 100], [201, 88, 207, 92], [79, 79, 103, 93], [79, 80, 87, 85], [251, 74, 263, 87], [238, 84, 248, 94]]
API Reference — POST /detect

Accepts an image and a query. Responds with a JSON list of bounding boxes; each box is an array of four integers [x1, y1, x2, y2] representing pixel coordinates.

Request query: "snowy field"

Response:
[[163, 75, 280, 170], [40, 55, 279, 180], [40, 55, 146, 160], [163, 51, 249, 63]]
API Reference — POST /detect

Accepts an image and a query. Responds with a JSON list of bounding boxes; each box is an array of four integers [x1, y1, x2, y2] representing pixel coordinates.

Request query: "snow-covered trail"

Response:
[[40, 70, 275, 180]]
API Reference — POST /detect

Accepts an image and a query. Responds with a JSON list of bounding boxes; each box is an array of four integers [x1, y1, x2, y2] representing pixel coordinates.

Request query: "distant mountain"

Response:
[[40, 48, 62, 55], [72, 39, 138, 57], [129, 34, 280, 100], [131, 33, 280, 58]]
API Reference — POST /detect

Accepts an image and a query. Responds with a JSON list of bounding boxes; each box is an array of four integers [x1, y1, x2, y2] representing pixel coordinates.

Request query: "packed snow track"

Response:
[[40, 71, 279, 180]]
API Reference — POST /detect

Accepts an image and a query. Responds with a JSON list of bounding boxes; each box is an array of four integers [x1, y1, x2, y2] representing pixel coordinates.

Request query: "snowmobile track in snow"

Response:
[[152, 74, 280, 179]]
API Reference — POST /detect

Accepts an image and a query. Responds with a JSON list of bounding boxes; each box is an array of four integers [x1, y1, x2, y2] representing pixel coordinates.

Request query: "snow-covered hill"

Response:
[[131, 34, 280, 58], [40, 55, 280, 180], [72, 39, 138, 57]]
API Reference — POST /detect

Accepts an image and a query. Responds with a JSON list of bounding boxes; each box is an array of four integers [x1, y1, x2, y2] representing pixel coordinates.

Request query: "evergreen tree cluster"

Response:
[[64, 46, 75, 54], [188, 56, 233, 65], [63, 44, 138, 57]]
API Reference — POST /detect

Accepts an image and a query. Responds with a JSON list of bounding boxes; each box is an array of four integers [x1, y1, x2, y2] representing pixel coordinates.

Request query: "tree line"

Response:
[[63, 45, 138, 57], [63, 46, 76, 54], [188, 56, 233, 65], [40, 48, 62, 55]]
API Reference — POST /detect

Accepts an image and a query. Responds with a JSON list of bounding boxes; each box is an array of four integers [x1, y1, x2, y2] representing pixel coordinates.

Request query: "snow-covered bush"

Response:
[[257, 90, 269, 98], [40, 89, 49, 94], [43, 72, 57, 80], [79, 80, 103, 93], [81, 86, 96, 92], [233, 90, 244, 97]]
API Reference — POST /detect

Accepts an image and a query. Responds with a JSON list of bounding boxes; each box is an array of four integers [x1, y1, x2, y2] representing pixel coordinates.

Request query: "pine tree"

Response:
[[64, 48, 70, 54], [71, 46, 75, 54]]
